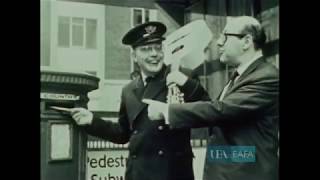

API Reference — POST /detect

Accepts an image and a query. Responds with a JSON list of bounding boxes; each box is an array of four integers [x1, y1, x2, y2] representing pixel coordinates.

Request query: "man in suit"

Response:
[[144, 16, 279, 180], [69, 21, 209, 180]]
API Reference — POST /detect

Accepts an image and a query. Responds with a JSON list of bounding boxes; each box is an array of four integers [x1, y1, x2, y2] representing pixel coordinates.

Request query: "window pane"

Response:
[[58, 16, 70, 47], [145, 9, 149, 22], [72, 25, 83, 46], [72, 17, 84, 46], [72, 17, 84, 25], [133, 9, 142, 26], [86, 19, 97, 49]]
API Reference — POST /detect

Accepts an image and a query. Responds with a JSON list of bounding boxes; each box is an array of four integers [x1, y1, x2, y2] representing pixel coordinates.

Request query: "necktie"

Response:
[[226, 70, 239, 92], [219, 71, 239, 100], [144, 76, 155, 88], [145, 76, 154, 84]]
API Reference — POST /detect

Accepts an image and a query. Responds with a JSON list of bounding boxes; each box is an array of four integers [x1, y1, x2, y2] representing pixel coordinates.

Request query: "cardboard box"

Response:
[[163, 19, 213, 71]]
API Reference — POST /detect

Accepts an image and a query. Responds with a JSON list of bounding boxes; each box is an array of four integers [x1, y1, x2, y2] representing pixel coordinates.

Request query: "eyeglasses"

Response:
[[137, 44, 163, 53], [219, 33, 247, 46]]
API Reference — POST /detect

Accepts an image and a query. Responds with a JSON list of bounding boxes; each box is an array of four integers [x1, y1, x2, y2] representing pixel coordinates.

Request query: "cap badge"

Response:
[[143, 25, 157, 37]]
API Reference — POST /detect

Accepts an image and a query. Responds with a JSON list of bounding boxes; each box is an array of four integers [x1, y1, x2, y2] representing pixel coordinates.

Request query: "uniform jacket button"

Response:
[[132, 155, 137, 159], [133, 130, 138, 134], [158, 150, 164, 156], [158, 125, 164, 130]]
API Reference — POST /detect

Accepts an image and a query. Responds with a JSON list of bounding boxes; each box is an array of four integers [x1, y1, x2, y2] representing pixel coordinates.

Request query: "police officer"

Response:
[[70, 21, 209, 180]]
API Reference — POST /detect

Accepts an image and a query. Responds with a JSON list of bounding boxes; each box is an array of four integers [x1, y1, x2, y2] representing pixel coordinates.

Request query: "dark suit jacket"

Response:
[[168, 57, 279, 180], [83, 66, 209, 180]]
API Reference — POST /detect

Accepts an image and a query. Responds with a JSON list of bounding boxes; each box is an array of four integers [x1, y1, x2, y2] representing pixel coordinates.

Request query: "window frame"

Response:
[[57, 16, 97, 50]]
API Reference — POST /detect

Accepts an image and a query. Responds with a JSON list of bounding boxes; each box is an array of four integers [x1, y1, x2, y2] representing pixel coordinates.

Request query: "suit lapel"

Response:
[[224, 57, 265, 96], [236, 57, 265, 83]]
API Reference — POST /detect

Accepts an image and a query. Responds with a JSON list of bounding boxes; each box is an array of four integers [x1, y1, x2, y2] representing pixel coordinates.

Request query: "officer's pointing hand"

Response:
[[142, 99, 168, 121], [70, 108, 93, 125]]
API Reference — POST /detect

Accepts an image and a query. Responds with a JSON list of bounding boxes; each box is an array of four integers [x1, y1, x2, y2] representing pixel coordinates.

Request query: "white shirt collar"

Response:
[[140, 72, 147, 85], [236, 51, 263, 78]]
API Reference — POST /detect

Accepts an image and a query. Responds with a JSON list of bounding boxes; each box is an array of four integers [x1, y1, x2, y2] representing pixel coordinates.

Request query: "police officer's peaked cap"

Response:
[[122, 21, 167, 48]]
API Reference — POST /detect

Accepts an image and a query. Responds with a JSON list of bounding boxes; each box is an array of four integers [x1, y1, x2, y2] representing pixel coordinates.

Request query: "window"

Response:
[[131, 8, 151, 27], [86, 19, 97, 49], [72, 17, 84, 47], [58, 16, 70, 47], [133, 9, 143, 26], [145, 9, 150, 22], [58, 16, 97, 49]]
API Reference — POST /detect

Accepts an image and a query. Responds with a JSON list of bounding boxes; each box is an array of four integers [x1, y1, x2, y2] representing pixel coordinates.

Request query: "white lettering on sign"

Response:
[[87, 150, 129, 180], [86, 148, 206, 180], [40, 93, 80, 101]]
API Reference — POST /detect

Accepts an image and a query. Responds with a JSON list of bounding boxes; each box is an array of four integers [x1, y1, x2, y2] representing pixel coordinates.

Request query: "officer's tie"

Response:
[[144, 76, 155, 90], [146, 76, 155, 84]]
